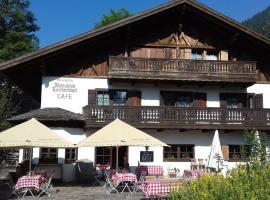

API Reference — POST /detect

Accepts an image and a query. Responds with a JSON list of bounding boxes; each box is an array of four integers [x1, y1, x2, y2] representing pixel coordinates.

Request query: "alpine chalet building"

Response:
[[1, 0, 270, 182]]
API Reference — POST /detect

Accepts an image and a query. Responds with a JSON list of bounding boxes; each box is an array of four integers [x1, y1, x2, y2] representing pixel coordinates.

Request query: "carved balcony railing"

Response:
[[108, 56, 257, 83], [83, 105, 270, 130]]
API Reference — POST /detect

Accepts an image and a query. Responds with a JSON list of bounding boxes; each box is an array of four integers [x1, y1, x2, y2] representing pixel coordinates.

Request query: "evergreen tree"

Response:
[[0, 0, 39, 61], [95, 8, 132, 29], [243, 6, 270, 37], [0, 0, 39, 130]]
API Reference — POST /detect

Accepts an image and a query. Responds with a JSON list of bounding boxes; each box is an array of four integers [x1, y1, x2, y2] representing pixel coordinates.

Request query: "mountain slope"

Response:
[[243, 6, 270, 37]]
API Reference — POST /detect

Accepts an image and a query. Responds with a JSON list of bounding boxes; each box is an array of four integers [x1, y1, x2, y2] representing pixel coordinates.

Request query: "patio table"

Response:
[[112, 173, 137, 194], [137, 166, 164, 176], [140, 179, 180, 198], [15, 175, 43, 197]]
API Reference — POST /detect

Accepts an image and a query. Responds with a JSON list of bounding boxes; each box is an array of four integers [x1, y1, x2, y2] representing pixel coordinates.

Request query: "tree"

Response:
[[95, 8, 132, 29], [0, 0, 39, 131], [0, 0, 39, 62]]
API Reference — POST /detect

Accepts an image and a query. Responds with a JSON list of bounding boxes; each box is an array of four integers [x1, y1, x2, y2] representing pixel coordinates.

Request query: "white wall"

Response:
[[41, 76, 108, 113], [128, 130, 245, 175], [247, 83, 270, 108], [41, 76, 253, 113]]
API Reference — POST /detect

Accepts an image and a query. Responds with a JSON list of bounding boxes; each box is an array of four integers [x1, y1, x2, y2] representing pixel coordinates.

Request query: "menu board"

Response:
[[140, 151, 154, 162]]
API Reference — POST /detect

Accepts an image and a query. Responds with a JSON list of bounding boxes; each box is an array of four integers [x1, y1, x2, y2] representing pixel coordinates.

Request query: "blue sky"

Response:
[[29, 0, 270, 48]]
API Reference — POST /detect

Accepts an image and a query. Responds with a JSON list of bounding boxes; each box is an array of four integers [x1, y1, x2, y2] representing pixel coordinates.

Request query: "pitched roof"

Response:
[[7, 107, 84, 123], [0, 0, 269, 71]]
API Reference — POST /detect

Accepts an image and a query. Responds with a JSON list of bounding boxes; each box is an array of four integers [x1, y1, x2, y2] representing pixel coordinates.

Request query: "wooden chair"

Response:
[[198, 158, 206, 170], [190, 158, 198, 170]]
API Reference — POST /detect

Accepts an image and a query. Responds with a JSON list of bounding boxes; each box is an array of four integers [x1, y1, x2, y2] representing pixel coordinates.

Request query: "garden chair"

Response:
[[38, 175, 54, 197], [104, 175, 118, 195], [198, 158, 206, 170], [132, 174, 145, 193], [190, 158, 198, 170], [7, 172, 28, 199]]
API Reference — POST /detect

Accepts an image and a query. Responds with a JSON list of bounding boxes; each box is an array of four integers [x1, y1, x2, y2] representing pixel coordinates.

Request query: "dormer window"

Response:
[[192, 49, 203, 60], [206, 50, 218, 60]]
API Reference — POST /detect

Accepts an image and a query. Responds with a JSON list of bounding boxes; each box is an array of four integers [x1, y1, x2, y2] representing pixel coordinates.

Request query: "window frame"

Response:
[[163, 144, 195, 162], [95, 147, 112, 166], [39, 148, 58, 164], [112, 90, 128, 106], [228, 145, 250, 161], [65, 148, 77, 164], [96, 91, 110, 106]]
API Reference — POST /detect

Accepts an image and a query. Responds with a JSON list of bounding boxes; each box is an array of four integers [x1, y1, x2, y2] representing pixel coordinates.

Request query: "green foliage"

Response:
[[242, 6, 270, 37], [171, 131, 270, 200], [0, 0, 39, 131], [244, 130, 269, 162], [171, 163, 270, 200], [0, 0, 39, 62], [95, 8, 132, 29]]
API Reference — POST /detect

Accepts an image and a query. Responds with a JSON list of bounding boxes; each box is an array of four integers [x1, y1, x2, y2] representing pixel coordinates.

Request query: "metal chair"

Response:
[[104, 175, 118, 195], [133, 174, 145, 193], [38, 175, 54, 197], [7, 172, 29, 199]]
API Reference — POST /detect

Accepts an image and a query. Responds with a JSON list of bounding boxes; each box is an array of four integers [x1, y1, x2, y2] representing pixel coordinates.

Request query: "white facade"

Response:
[[36, 76, 270, 182], [41, 76, 268, 112]]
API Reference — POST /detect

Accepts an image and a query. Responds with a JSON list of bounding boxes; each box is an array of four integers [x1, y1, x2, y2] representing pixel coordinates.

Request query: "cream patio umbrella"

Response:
[[207, 130, 223, 172], [77, 119, 168, 170], [0, 118, 74, 171]]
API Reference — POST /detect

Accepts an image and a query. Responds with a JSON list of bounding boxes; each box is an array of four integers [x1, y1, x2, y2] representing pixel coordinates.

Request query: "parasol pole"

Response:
[[116, 146, 119, 172]]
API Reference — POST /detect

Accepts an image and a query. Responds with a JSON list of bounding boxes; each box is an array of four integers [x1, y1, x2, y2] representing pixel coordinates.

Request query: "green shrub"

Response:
[[171, 163, 270, 200]]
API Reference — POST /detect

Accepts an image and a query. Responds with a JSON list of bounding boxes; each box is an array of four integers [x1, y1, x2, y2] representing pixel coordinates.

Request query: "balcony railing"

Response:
[[83, 105, 270, 130], [108, 56, 257, 83]]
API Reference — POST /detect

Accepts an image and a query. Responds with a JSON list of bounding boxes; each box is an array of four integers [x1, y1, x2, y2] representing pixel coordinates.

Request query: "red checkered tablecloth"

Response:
[[28, 170, 47, 179], [141, 180, 179, 198], [112, 173, 137, 186], [183, 170, 203, 178], [137, 166, 164, 176], [15, 175, 43, 191]]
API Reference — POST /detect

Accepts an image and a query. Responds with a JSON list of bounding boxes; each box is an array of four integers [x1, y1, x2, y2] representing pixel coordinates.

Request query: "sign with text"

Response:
[[140, 151, 154, 162], [51, 78, 78, 100]]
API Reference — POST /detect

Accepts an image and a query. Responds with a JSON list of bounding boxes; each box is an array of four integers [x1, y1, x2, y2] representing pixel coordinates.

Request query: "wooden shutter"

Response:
[[193, 93, 207, 108], [127, 90, 141, 106], [88, 90, 96, 105], [254, 94, 263, 108], [219, 93, 227, 108], [222, 145, 229, 161]]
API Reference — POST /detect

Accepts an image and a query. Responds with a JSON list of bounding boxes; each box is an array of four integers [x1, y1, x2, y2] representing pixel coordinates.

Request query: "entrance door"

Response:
[[111, 146, 128, 169]]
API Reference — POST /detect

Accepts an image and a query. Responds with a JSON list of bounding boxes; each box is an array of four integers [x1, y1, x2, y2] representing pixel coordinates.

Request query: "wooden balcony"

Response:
[[108, 57, 257, 83], [83, 105, 270, 130]]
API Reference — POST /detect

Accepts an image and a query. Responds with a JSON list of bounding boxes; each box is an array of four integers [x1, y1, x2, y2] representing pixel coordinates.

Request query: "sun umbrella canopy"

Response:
[[207, 130, 223, 169], [0, 118, 73, 148], [77, 119, 168, 147]]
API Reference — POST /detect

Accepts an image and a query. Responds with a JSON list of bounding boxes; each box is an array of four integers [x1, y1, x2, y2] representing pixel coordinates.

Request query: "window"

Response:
[[206, 50, 218, 60], [164, 145, 194, 161], [229, 145, 250, 160], [192, 50, 203, 60], [40, 148, 57, 164], [23, 148, 32, 161], [227, 97, 239, 108], [97, 91, 110, 105], [113, 90, 127, 105], [162, 91, 192, 107], [65, 148, 77, 163], [96, 147, 111, 166], [175, 96, 192, 107]]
